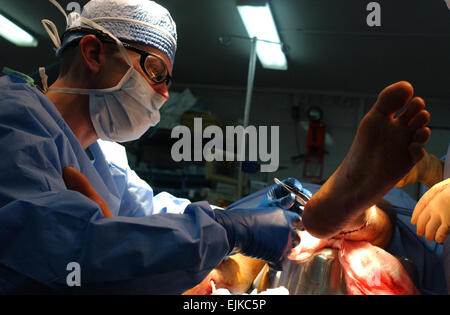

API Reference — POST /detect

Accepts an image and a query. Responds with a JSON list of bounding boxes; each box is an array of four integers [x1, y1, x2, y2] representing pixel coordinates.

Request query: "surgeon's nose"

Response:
[[152, 83, 169, 100]]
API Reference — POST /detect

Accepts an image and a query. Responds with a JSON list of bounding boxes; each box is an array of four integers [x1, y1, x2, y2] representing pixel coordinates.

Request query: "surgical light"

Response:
[[237, 1, 287, 70], [0, 13, 38, 47]]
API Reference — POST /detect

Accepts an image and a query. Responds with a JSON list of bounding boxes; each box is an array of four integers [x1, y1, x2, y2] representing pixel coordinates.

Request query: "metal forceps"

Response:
[[274, 178, 311, 211], [273, 178, 309, 242]]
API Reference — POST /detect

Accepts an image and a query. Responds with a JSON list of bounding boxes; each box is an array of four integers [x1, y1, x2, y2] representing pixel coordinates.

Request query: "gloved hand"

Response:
[[412, 178, 450, 243], [259, 177, 312, 213], [395, 152, 444, 188], [214, 207, 302, 270]]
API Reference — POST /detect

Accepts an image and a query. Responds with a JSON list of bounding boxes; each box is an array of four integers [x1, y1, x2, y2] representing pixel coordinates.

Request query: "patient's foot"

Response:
[[302, 81, 431, 238], [289, 204, 394, 262], [334, 203, 394, 249]]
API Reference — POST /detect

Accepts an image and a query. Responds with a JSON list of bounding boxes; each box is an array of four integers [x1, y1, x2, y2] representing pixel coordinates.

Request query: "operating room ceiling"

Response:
[[1, 0, 449, 98]]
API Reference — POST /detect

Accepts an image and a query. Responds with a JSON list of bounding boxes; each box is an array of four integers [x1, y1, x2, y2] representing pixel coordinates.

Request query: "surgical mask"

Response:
[[41, 2, 167, 143], [48, 63, 166, 143]]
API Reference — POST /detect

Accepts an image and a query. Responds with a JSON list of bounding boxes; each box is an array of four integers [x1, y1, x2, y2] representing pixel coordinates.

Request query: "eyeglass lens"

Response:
[[144, 55, 168, 83]]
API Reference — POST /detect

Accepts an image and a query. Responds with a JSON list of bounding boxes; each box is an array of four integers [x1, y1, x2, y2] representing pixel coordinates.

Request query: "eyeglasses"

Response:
[[62, 28, 173, 87], [119, 42, 173, 87]]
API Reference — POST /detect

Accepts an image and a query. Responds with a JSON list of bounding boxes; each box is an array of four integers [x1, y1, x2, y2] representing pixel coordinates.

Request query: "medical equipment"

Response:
[[274, 177, 311, 209], [260, 248, 347, 295], [259, 248, 419, 295]]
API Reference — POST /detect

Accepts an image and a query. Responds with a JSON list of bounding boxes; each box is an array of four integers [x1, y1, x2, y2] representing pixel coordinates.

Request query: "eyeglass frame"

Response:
[[60, 27, 173, 87]]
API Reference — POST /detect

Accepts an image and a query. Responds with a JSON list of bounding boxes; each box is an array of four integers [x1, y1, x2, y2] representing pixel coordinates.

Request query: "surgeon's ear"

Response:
[[78, 35, 106, 75]]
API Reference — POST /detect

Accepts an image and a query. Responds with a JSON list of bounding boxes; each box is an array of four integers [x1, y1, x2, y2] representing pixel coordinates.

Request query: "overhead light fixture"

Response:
[[237, 1, 287, 70], [0, 13, 38, 47]]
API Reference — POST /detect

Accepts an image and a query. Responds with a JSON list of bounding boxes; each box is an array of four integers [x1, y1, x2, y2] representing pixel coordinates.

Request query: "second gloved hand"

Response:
[[259, 177, 312, 213], [395, 151, 443, 188], [214, 207, 302, 270], [412, 178, 450, 243]]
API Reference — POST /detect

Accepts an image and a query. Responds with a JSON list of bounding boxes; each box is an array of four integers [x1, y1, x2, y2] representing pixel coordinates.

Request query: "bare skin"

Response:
[[333, 202, 394, 249], [396, 150, 444, 188], [182, 254, 266, 295], [288, 202, 395, 262], [302, 81, 431, 239]]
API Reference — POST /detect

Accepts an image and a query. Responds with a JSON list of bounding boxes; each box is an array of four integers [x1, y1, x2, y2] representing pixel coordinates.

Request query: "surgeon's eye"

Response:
[[144, 55, 168, 83]]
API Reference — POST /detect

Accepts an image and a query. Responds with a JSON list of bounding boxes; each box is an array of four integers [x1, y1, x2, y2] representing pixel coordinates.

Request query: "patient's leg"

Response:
[[302, 81, 430, 239], [333, 202, 394, 249]]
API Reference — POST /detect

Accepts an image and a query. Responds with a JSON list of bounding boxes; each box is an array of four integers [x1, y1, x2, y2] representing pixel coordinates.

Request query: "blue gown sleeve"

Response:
[[97, 140, 191, 217], [0, 88, 229, 294]]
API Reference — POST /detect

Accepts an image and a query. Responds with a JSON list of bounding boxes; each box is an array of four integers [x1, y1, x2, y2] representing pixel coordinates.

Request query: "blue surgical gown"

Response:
[[0, 74, 230, 294]]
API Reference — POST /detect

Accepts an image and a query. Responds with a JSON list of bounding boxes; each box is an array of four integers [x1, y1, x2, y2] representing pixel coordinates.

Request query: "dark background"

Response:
[[0, 0, 449, 98]]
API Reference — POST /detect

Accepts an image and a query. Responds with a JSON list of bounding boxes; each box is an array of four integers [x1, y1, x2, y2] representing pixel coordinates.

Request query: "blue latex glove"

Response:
[[214, 207, 302, 270], [259, 177, 312, 214]]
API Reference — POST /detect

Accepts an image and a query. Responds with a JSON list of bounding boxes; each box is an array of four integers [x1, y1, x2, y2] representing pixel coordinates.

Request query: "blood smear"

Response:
[[338, 240, 420, 295], [289, 231, 420, 295]]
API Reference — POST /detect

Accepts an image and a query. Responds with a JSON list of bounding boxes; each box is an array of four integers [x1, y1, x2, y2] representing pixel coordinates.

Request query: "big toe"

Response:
[[375, 81, 414, 117]]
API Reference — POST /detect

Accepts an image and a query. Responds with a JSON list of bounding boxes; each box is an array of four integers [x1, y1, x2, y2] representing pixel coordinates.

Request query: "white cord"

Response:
[[48, 0, 68, 22], [38, 67, 49, 93], [41, 19, 61, 49], [40, 0, 70, 49]]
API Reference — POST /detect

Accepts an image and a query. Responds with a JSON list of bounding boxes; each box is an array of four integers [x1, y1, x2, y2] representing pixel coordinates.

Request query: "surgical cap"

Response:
[[56, 0, 177, 67]]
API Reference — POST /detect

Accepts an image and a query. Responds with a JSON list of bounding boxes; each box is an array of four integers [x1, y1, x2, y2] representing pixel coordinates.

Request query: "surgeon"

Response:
[[0, 0, 302, 294]]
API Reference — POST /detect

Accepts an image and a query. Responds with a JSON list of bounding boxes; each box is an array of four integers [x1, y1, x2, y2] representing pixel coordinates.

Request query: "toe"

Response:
[[409, 142, 425, 164], [409, 110, 430, 129], [413, 127, 431, 144], [375, 81, 414, 117], [398, 97, 425, 124]]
